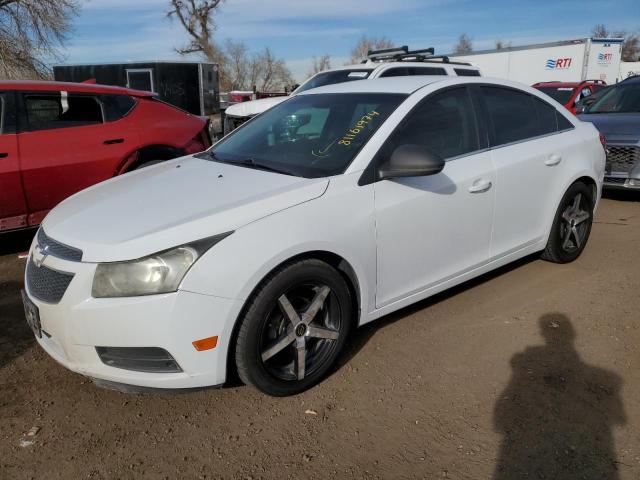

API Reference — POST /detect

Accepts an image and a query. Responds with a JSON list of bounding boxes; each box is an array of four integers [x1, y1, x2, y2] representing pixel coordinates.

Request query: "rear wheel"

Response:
[[235, 259, 352, 396], [541, 182, 594, 263]]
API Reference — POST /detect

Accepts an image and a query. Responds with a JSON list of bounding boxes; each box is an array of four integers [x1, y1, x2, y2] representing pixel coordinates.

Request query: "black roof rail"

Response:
[[365, 47, 474, 66], [367, 46, 409, 60]]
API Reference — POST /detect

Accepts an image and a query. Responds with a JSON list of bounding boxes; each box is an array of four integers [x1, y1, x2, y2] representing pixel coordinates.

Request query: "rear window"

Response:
[[535, 86, 575, 104], [25, 93, 103, 130], [454, 68, 480, 77]]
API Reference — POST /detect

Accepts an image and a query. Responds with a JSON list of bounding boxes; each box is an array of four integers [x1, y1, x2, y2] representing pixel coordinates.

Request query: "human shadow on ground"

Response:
[[493, 313, 626, 480]]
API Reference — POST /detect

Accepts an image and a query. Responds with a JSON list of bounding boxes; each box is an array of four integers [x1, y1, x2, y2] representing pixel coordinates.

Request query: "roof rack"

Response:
[[365, 46, 473, 66], [583, 79, 607, 85]]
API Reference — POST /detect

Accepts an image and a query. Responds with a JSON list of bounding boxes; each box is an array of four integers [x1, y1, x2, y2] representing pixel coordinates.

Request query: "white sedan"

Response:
[[23, 77, 605, 396]]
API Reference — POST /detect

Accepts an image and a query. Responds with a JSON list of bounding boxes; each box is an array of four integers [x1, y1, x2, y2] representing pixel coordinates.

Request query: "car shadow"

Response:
[[602, 189, 640, 202], [493, 313, 626, 479], [0, 227, 37, 256], [337, 252, 540, 369], [0, 281, 34, 371]]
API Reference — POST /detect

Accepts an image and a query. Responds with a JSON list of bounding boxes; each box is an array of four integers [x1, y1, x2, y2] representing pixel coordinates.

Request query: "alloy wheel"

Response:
[[560, 193, 591, 253], [260, 283, 341, 381]]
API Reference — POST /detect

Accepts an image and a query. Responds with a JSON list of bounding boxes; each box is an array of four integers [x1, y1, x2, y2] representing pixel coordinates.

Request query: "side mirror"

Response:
[[379, 144, 445, 180]]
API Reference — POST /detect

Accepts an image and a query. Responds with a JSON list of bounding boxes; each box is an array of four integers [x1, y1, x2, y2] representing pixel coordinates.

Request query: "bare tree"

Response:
[[591, 24, 640, 62], [0, 0, 79, 79], [591, 24, 610, 38], [247, 47, 294, 92], [224, 39, 249, 90], [495, 40, 512, 50], [619, 32, 639, 61], [350, 35, 394, 63], [308, 55, 331, 76], [454, 34, 473, 55], [168, 1, 292, 91]]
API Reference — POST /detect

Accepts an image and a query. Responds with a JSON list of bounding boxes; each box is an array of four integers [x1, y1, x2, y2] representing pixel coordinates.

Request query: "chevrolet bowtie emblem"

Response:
[[33, 244, 49, 268]]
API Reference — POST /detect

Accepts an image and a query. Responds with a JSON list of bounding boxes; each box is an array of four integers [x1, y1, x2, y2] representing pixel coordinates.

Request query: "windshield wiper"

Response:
[[230, 158, 296, 176], [202, 150, 297, 176]]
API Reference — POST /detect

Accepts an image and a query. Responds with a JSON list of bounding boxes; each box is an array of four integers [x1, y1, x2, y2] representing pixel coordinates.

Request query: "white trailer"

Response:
[[619, 61, 640, 80], [451, 38, 624, 85]]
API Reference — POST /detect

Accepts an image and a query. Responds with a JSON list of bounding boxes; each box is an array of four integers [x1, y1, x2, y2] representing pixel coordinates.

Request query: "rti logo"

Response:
[[546, 58, 573, 69], [598, 53, 613, 64]]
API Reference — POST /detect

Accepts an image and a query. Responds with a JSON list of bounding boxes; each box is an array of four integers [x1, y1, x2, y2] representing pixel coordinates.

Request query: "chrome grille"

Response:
[[606, 146, 639, 174], [26, 258, 74, 304], [37, 228, 83, 262]]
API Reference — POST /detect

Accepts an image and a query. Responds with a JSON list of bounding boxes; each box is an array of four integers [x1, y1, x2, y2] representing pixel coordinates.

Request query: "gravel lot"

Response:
[[1, 192, 639, 480]]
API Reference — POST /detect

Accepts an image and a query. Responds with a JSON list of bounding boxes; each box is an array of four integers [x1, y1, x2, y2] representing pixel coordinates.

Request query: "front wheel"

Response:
[[235, 259, 352, 396], [541, 182, 594, 264]]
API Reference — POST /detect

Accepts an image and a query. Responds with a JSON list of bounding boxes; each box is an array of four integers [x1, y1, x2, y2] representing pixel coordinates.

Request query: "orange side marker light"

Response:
[[192, 336, 218, 351]]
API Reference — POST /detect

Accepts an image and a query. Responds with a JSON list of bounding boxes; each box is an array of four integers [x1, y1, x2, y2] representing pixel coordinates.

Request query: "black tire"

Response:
[[134, 160, 163, 170], [235, 259, 352, 396], [541, 182, 594, 264]]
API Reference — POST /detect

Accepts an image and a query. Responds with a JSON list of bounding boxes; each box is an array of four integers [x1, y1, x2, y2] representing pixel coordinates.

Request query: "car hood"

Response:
[[578, 113, 640, 140], [42, 157, 329, 262], [225, 96, 289, 118]]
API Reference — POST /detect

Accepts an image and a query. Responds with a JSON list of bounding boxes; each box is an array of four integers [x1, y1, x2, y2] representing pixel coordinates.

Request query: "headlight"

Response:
[[91, 233, 231, 298]]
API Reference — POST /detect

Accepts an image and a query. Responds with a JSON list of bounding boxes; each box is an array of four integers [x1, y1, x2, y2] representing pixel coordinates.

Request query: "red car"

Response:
[[532, 80, 608, 115], [0, 80, 210, 232]]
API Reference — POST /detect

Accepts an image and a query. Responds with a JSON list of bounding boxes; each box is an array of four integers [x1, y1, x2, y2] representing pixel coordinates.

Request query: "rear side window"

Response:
[[533, 97, 558, 135], [385, 87, 479, 160], [481, 87, 540, 146], [25, 93, 103, 130], [556, 112, 574, 131], [455, 68, 481, 77], [380, 67, 447, 77], [101, 94, 136, 122]]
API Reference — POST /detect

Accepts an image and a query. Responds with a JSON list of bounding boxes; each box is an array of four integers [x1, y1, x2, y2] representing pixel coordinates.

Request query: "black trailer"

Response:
[[53, 61, 220, 116]]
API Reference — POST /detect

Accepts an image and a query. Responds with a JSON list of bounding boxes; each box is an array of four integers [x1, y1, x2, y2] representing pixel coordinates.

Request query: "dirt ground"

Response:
[[1, 192, 639, 480]]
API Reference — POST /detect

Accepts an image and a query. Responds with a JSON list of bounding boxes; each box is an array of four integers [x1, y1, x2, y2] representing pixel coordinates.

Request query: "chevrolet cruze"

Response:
[[22, 77, 605, 396]]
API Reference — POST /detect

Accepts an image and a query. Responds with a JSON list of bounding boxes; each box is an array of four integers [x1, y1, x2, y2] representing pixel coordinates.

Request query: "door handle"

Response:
[[0, 152, 8, 158], [469, 179, 492, 193], [103, 138, 124, 145], [545, 154, 562, 166]]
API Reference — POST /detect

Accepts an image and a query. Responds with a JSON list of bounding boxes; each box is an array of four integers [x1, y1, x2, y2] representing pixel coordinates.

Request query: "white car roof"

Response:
[[297, 76, 549, 97], [296, 76, 450, 95]]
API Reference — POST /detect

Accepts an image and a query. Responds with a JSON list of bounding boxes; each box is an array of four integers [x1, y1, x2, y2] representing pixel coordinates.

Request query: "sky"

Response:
[[64, 0, 640, 82]]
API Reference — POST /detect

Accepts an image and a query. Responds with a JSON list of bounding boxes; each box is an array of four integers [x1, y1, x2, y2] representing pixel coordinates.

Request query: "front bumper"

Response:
[[24, 252, 243, 390]]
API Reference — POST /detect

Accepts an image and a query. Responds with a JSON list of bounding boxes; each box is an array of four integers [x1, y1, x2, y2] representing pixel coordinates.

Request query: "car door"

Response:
[[477, 86, 567, 258], [18, 91, 135, 224], [373, 86, 495, 308], [0, 91, 28, 230]]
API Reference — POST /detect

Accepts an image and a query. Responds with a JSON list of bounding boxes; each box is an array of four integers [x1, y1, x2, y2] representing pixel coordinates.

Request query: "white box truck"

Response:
[[451, 38, 624, 85]]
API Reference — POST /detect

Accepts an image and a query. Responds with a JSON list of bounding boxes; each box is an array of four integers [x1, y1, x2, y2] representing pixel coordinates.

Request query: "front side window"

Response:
[[381, 87, 479, 161], [293, 70, 373, 94], [482, 87, 540, 146], [586, 83, 640, 113], [25, 93, 103, 131], [209, 93, 406, 178]]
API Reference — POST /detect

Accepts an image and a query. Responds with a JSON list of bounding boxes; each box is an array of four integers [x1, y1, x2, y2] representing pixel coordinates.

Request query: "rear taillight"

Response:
[[183, 123, 211, 154], [599, 133, 607, 152]]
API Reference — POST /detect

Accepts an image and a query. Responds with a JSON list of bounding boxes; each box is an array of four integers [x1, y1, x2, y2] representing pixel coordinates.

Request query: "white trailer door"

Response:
[[584, 39, 623, 84]]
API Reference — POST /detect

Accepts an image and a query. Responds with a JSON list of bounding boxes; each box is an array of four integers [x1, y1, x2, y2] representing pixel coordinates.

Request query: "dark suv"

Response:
[[578, 76, 640, 190]]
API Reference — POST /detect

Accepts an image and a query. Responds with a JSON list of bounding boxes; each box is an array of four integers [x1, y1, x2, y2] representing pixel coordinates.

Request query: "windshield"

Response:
[[535, 87, 575, 104], [293, 69, 373, 94], [586, 83, 640, 113], [209, 93, 406, 178]]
